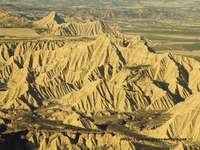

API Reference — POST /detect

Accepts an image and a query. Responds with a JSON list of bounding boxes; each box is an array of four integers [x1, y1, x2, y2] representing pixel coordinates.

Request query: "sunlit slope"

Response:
[[1, 34, 200, 111], [33, 12, 118, 36], [1, 34, 200, 149]]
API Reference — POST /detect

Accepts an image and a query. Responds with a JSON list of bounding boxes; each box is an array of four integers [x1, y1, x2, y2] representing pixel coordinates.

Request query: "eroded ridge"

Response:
[[0, 34, 200, 149]]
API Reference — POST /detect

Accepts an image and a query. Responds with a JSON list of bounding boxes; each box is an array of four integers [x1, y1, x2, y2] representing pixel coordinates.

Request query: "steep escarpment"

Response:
[[33, 11, 118, 37], [33, 11, 65, 29], [1, 34, 200, 149]]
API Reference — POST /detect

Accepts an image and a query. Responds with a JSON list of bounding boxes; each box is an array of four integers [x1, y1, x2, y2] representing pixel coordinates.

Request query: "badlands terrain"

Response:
[[1, 0, 200, 52], [0, 1, 200, 150]]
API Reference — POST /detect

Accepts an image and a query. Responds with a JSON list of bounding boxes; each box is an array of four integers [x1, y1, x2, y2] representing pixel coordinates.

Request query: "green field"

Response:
[[122, 24, 200, 51]]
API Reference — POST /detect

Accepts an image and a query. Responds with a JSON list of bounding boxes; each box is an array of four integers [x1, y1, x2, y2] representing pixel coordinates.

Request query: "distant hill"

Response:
[[0, 10, 32, 28], [33, 11, 119, 37], [0, 0, 199, 8]]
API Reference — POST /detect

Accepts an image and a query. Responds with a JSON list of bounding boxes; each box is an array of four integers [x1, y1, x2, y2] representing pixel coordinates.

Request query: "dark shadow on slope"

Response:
[[112, 42, 126, 66], [0, 82, 7, 91], [65, 133, 80, 145], [141, 36, 156, 53], [153, 80, 184, 104], [0, 130, 34, 150]]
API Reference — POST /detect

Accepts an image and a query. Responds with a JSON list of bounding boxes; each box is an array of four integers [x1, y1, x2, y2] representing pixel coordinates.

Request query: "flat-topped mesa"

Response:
[[33, 11, 120, 37]]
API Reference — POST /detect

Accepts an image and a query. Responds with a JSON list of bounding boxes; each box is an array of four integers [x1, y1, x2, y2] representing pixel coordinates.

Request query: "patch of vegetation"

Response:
[[126, 110, 171, 131]]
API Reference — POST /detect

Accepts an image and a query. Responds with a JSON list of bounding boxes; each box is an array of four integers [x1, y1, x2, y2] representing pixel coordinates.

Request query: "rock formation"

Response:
[[0, 8, 200, 150], [33, 11, 118, 36]]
